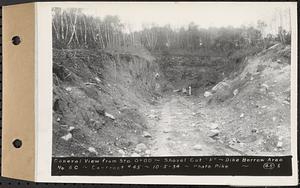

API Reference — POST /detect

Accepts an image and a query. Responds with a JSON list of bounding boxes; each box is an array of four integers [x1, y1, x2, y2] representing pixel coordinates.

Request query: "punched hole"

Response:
[[12, 139, 22, 148], [12, 36, 21, 45]]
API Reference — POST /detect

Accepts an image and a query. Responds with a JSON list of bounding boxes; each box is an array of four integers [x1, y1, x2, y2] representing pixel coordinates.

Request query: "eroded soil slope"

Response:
[[53, 48, 161, 157], [146, 43, 291, 156], [204, 43, 291, 155], [53, 43, 291, 157]]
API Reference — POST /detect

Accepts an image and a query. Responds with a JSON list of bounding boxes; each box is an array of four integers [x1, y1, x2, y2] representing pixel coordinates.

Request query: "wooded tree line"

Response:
[[52, 8, 291, 51], [52, 8, 136, 49]]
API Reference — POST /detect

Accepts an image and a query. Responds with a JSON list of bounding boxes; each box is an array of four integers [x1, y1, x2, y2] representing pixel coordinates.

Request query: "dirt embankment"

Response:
[[53, 43, 291, 157], [53, 48, 161, 157], [146, 43, 291, 156], [201, 43, 291, 155], [155, 50, 251, 95]]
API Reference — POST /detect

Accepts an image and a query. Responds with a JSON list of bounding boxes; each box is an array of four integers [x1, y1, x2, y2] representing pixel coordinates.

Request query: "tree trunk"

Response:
[[67, 10, 79, 46]]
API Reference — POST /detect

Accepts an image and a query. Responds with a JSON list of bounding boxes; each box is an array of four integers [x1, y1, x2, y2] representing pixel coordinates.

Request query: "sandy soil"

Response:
[[53, 44, 291, 157], [146, 94, 243, 156]]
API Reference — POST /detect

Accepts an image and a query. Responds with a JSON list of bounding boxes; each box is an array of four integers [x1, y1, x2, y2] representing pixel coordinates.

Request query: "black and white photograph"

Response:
[[52, 2, 293, 159]]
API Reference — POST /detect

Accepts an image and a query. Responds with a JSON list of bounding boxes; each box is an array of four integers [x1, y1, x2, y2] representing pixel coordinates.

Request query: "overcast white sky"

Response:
[[69, 2, 295, 32]]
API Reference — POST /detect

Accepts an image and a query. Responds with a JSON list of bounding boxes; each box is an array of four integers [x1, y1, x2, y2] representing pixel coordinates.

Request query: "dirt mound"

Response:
[[156, 55, 227, 94], [53, 48, 161, 157], [202, 43, 291, 155], [154, 47, 259, 96]]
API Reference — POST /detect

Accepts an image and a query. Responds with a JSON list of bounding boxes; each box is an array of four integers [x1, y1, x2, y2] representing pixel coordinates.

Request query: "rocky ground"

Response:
[[53, 43, 291, 157], [146, 94, 243, 156]]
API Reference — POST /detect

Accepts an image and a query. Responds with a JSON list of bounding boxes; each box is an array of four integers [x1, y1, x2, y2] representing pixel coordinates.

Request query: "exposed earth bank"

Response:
[[53, 43, 291, 157]]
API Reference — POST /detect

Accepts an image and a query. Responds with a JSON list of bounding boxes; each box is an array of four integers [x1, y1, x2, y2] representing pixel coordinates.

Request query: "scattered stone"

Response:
[[240, 113, 245, 118], [192, 144, 202, 150], [163, 129, 170, 133], [232, 137, 237, 143], [250, 76, 254, 81], [135, 143, 147, 152], [260, 88, 267, 93], [277, 141, 283, 148], [182, 88, 187, 93], [68, 126, 75, 131], [212, 81, 229, 91], [131, 153, 141, 157], [118, 149, 126, 156], [204, 91, 213, 97], [170, 141, 176, 145], [145, 150, 151, 155], [57, 117, 61, 122], [61, 133, 72, 141], [261, 83, 269, 89], [173, 89, 180, 93], [269, 92, 276, 96], [142, 131, 152, 138], [209, 137, 217, 143], [278, 136, 283, 141], [208, 129, 220, 138], [283, 100, 290, 105], [88, 147, 98, 155], [233, 89, 239, 96], [148, 114, 158, 119], [105, 112, 115, 120], [95, 77, 101, 82], [261, 106, 267, 109], [272, 117, 277, 122], [208, 123, 218, 130], [155, 73, 160, 79], [65, 87, 72, 92]]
